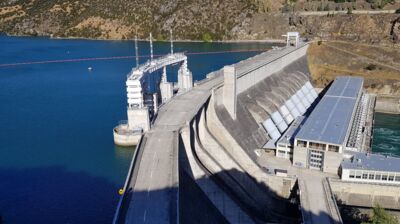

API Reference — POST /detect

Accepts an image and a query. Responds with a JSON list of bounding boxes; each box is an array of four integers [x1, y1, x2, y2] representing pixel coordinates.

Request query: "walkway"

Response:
[[115, 74, 223, 224], [298, 9, 396, 16]]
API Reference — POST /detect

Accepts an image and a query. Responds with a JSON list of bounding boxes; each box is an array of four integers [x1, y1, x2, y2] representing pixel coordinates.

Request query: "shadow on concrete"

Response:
[[337, 205, 369, 224], [336, 198, 374, 224], [116, 150, 342, 224], [114, 116, 341, 224], [182, 116, 301, 223]]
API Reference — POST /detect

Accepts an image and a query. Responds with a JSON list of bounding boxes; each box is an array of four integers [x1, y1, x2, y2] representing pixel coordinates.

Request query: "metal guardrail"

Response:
[[127, 53, 187, 79], [114, 126, 142, 136], [322, 178, 343, 224], [114, 120, 143, 135], [112, 136, 146, 224], [298, 179, 312, 224], [236, 43, 308, 78]]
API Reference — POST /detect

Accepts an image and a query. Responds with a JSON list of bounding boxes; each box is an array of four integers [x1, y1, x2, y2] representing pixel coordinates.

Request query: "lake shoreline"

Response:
[[0, 32, 286, 44]]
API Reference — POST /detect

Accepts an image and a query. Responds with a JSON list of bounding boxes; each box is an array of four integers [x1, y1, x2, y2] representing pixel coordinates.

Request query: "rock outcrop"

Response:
[[391, 16, 400, 43]]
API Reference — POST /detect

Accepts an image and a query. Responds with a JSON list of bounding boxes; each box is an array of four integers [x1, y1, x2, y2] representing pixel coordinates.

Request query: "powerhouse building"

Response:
[[341, 153, 400, 185], [291, 76, 364, 173]]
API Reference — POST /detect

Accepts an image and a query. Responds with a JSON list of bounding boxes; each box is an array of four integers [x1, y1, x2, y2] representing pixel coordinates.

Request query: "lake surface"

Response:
[[0, 35, 278, 224]]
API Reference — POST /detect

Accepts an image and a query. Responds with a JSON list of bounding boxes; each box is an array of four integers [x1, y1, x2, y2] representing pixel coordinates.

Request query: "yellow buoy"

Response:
[[118, 188, 124, 195]]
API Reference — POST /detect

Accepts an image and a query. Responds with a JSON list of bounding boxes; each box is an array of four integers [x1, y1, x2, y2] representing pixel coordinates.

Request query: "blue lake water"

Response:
[[0, 35, 278, 224]]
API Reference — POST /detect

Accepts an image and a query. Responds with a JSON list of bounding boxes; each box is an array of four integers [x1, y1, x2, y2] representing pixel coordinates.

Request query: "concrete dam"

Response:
[[113, 42, 344, 224]]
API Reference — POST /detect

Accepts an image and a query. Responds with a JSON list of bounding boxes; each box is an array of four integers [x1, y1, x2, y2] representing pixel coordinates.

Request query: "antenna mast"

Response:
[[135, 35, 139, 68], [170, 29, 173, 55], [149, 33, 153, 62]]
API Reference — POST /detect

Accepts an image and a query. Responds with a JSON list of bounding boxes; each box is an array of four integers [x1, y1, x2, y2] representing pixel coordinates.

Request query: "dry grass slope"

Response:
[[308, 41, 400, 95]]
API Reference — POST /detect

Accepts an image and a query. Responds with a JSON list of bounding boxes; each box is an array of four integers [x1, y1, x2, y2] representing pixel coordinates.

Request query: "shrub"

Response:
[[202, 33, 212, 42], [365, 64, 377, 71], [347, 8, 352, 14], [362, 204, 400, 224]]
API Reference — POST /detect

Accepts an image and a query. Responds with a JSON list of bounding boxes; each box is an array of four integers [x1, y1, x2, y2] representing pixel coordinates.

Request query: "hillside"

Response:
[[0, 0, 256, 40], [308, 40, 400, 95], [0, 0, 400, 43]]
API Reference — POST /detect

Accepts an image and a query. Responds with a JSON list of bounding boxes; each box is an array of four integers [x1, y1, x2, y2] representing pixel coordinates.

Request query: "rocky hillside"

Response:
[[0, 0, 256, 40], [0, 0, 400, 43], [241, 13, 400, 45]]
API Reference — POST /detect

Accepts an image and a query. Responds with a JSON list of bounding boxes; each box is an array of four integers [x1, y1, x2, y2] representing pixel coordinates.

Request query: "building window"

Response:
[[349, 171, 355, 178], [277, 150, 286, 157], [328, 145, 339, 152], [375, 174, 381, 180], [355, 171, 361, 179], [395, 176, 400, 182], [309, 142, 326, 150], [297, 140, 307, 147], [362, 173, 368, 179], [389, 175, 395, 181], [382, 175, 388, 181], [368, 174, 374, 180]]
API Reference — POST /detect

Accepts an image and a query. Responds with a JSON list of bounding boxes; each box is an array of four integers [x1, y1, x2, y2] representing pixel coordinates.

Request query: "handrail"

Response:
[[112, 135, 146, 224], [113, 124, 142, 135], [236, 43, 308, 78], [322, 178, 343, 224], [298, 179, 312, 224], [127, 52, 187, 80]]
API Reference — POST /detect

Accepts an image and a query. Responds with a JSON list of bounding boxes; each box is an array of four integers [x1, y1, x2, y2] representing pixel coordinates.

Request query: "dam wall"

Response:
[[208, 92, 296, 199], [176, 44, 316, 222], [236, 44, 309, 95], [217, 53, 313, 159], [180, 99, 300, 223], [329, 179, 400, 210], [115, 43, 314, 223]]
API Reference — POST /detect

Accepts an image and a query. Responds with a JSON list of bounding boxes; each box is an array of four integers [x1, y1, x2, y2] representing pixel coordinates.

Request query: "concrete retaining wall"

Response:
[[236, 44, 309, 95], [208, 93, 296, 199], [195, 95, 300, 222], [216, 55, 311, 156], [330, 179, 400, 210], [375, 95, 400, 114]]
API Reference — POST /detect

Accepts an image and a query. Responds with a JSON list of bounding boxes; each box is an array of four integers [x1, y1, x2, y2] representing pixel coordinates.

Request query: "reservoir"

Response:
[[0, 35, 277, 224]]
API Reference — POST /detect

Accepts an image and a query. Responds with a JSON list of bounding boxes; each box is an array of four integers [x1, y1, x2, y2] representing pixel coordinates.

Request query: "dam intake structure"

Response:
[[113, 33, 193, 146]]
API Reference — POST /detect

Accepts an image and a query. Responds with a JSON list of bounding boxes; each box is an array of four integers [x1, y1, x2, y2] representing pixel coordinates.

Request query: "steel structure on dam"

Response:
[[113, 39, 343, 224], [113, 33, 193, 147]]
